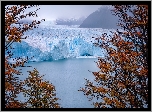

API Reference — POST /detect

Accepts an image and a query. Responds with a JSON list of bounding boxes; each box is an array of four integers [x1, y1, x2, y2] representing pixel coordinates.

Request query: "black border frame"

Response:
[[1, 1, 151, 111]]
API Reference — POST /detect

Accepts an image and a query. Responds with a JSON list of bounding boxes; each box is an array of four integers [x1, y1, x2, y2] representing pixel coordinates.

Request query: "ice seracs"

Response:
[[6, 25, 117, 62]]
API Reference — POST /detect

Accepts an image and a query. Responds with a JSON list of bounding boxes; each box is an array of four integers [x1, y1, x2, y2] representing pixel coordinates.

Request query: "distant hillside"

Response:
[[55, 17, 85, 26], [79, 6, 120, 29]]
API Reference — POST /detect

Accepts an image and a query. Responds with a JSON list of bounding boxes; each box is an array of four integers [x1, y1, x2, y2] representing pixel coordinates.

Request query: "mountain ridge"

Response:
[[79, 6, 120, 29], [55, 17, 86, 26]]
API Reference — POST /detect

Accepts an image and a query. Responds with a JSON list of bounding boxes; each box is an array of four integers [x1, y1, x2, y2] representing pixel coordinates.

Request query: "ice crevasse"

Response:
[[6, 25, 116, 62]]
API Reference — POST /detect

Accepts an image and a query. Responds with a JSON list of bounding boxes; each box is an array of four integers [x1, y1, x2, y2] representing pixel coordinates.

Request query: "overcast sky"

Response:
[[27, 5, 104, 21]]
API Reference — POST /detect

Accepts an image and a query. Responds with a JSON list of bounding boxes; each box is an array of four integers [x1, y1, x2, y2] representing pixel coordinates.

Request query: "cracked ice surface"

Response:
[[6, 24, 117, 62]]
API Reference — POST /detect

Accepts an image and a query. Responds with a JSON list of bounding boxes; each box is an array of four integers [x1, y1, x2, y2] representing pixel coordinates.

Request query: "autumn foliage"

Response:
[[22, 69, 60, 108], [79, 5, 148, 108], [5, 5, 60, 108]]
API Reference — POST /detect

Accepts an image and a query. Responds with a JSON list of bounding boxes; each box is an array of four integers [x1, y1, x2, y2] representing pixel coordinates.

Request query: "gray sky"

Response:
[[28, 5, 103, 21]]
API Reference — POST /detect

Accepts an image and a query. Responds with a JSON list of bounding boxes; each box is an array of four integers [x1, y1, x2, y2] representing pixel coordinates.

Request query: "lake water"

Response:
[[18, 58, 100, 108]]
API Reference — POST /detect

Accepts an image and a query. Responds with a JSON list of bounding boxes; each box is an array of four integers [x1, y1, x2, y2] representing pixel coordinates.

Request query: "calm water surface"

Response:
[[18, 58, 99, 108]]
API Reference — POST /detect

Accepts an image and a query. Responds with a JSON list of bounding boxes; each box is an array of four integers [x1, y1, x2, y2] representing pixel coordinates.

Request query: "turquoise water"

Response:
[[18, 58, 100, 108]]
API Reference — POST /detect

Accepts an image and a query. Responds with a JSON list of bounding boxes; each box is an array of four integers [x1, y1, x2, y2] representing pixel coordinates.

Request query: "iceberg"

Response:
[[6, 25, 116, 62]]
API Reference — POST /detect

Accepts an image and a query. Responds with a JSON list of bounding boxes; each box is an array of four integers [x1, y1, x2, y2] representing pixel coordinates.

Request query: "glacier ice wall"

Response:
[[6, 25, 116, 62]]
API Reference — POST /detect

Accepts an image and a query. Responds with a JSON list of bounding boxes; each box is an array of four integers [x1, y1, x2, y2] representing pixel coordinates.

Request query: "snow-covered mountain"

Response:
[[6, 24, 116, 62]]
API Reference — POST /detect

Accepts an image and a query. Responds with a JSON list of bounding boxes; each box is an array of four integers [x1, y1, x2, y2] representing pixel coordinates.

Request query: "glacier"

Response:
[[6, 22, 117, 62]]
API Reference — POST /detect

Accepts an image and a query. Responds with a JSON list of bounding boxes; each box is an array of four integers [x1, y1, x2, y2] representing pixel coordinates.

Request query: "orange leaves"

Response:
[[39, 82, 54, 91], [98, 74, 108, 81], [5, 5, 61, 108], [97, 87, 108, 93], [109, 47, 117, 58], [54, 104, 60, 108], [92, 86, 108, 94], [103, 97, 125, 108], [5, 56, 23, 108], [121, 52, 126, 58], [5, 70, 11, 75], [22, 69, 60, 108], [124, 41, 133, 46], [7, 25, 10, 30], [85, 90, 92, 96], [93, 72, 109, 81], [105, 97, 125, 108], [5, 101, 24, 108], [97, 61, 111, 74], [6, 26, 22, 43], [117, 41, 123, 47], [5, 82, 14, 91], [110, 52, 116, 57], [136, 21, 147, 25], [5, 5, 44, 45], [5, 59, 20, 76], [110, 90, 115, 97], [136, 31, 142, 37], [92, 87, 98, 93], [103, 97, 109, 103], [117, 82, 126, 89], [8, 35, 14, 41], [138, 67, 148, 76], [40, 82, 46, 88], [48, 84, 55, 91], [106, 99, 113, 105], [5, 58, 60, 108], [79, 5, 148, 108], [94, 102, 100, 108], [131, 51, 138, 56]]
